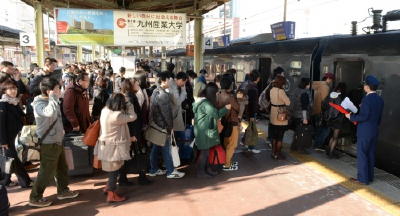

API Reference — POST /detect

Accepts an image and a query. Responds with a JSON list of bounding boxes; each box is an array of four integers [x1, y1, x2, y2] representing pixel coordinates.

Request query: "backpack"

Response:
[[258, 83, 272, 112], [322, 95, 342, 122]]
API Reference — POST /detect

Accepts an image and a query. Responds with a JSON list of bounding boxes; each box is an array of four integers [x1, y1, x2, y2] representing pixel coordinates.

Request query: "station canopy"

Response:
[[21, 0, 228, 16]]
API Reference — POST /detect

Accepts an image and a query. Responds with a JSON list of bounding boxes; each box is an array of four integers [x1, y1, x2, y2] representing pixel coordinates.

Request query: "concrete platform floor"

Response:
[[6, 144, 398, 216]]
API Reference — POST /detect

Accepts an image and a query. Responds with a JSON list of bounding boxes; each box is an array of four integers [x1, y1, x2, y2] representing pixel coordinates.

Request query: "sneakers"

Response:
[[250, 149, 261, 154], [166, 170, 185, 179], [148, 169, 167, 177], [29, 198, 52, 208], [223, 164, 238, 171], [57, 190, 79, 200]]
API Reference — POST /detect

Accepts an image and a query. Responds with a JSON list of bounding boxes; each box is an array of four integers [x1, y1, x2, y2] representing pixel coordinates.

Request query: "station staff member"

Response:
[[345, 75, 384, 185]]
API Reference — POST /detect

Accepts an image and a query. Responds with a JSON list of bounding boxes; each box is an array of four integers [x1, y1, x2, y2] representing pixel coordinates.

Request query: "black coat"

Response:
[[126, 92, 142, 138], [91, 88, 109, 121], [0, 102, 24, 147]]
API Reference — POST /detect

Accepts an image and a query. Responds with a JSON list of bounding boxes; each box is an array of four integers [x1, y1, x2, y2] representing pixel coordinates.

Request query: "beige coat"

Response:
[[94, 103, 137, 172], [269, 87, 291, 126], [312, 81, 330, 115]]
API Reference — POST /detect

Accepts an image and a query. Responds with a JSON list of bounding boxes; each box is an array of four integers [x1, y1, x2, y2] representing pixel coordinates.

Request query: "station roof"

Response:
[[21, 0, 228, 17]]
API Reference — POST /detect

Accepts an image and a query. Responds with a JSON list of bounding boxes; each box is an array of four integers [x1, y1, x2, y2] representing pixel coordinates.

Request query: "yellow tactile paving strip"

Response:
[[241, 121, 400, 215]]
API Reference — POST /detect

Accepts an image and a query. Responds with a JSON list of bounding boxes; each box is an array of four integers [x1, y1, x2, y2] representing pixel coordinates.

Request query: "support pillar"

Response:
[[194, 16, 203, 74], [141, 46, 146, 57], [77, 45, 83, 63], [100, 46, 105, 59], [149, 46, 153, 57], [34, 1, 44, 67], [161, 46, 167, 71], [92, 45, 96, 61]]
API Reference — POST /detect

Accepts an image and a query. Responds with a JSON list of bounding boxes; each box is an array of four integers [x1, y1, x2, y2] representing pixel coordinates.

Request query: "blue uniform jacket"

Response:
[[350, 93, 384, 139]]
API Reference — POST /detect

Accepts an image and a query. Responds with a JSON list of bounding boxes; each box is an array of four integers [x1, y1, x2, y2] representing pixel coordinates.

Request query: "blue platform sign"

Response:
[[213, 34, 231, 48], [271, 21, 296, 41]]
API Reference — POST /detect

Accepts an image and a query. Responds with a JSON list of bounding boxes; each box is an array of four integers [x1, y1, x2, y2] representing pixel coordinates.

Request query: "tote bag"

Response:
[[170, 132, 181, 168]]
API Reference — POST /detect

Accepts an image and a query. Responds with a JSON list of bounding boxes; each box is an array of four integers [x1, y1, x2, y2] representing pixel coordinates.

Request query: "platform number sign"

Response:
[[204, 37, 213, 49], [19, 32, 36, 46]]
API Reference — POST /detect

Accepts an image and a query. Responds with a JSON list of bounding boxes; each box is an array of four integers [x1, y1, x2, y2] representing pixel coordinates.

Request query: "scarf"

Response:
[[0, 94, 19, 106]]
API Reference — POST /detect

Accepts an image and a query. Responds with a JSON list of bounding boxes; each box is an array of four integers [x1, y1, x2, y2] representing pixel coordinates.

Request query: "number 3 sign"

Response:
[[19, 32, 36, 46]]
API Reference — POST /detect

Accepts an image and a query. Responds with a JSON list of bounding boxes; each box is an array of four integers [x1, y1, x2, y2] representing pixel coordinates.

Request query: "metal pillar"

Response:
[[161, 46, 167, 71], [92, 45, 96, 61], [194, 16, 203, 74], [77, 45, 83, 63], [283, 0, 288, 22], [149, 46, 153, 57], [34, 1, 44, 67]]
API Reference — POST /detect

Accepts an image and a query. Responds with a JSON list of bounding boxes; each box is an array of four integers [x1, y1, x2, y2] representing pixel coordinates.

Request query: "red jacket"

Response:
[[63, 83, 91, 133]]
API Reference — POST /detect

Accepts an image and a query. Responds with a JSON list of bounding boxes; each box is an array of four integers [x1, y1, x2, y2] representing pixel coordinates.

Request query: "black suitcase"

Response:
[[0, 184, 9, 216], [292, 124, 313, 151], [63, 133, 93, 176]]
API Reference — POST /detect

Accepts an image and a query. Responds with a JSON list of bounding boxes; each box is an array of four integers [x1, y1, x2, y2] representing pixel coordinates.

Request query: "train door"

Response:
[[334, 59, 364, 156], [258, 58, 272, 90]]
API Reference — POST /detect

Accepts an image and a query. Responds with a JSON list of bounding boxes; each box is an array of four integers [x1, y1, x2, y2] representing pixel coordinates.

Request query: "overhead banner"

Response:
[[55, 8, 186, 47], [114, 11, 186, 46], [55, 8, 114, 45]]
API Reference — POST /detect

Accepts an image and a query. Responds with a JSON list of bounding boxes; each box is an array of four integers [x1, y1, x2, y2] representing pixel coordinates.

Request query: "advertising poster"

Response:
[[271, 21, 296, 41], [113, 11, 186, 46], [55, 8, 114, 45]]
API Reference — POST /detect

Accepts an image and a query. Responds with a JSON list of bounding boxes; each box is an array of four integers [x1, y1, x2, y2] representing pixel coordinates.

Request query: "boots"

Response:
[[106, 191, 126, 203]]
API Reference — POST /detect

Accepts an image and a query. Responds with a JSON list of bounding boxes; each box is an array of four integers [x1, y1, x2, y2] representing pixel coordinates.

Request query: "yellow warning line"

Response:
[[290, 153, 400, 216], [242, 121, 400, 215]]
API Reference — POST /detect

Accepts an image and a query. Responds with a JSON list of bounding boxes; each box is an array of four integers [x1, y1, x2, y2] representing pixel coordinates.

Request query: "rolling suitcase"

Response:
[[63, 133, 93, 176]]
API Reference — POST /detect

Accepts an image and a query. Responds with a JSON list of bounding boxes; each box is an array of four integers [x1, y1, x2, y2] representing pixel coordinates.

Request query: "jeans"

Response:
[[30, 144, 69, 201], [149, 137, 174, 175], [107, 170, 119, 191]]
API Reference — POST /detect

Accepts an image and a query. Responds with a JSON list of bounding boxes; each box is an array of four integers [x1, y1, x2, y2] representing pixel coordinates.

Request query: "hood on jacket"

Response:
[[330, 92, 341, 99], [193, 98, 207, 113], [32, 95, 52, 106]]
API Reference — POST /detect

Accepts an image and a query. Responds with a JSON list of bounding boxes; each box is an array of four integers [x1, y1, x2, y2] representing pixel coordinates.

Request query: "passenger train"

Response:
[[165, 31, 400, 177]]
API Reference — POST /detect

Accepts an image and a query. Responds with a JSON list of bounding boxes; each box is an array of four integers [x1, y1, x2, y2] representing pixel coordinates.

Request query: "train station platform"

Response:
[[6, 120, 400, 216]]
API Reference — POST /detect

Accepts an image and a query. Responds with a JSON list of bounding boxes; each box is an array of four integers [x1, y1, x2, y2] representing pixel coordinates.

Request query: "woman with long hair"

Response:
[[120, 78, 152, 185], [193, 82, 230, 177], [95, 93, 136, 203], [269, 75, 291, 160]]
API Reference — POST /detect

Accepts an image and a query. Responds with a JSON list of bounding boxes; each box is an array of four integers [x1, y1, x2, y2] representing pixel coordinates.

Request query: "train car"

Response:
[[167, 31, 400, 176]]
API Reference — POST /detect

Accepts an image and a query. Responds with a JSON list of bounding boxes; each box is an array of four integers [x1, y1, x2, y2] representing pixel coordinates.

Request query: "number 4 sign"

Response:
[[19, 32, 36, 46], [204, 37, 213, 49]]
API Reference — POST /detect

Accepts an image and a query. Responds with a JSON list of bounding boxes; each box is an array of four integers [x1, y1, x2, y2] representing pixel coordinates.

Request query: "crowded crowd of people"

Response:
[[0, 58, 383, 212]]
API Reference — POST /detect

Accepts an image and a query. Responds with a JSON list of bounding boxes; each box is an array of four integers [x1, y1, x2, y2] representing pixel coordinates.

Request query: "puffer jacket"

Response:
[[31, 94, 65, 144], [149, 87, 173, 131], [193, 99, 227, 150]]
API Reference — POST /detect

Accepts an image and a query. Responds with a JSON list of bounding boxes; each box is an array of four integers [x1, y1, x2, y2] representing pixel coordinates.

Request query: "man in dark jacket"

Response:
[[148, 72, 185, 179], [346, 75, 384, 185], [29, 58, 61, 97], [244, 70, 261, 154], [63, 72, 91, 133]]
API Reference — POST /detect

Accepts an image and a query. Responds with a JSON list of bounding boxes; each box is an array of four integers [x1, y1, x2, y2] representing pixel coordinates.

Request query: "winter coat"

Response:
[[91, 88, 109, 121], [63, 83, 91, 133], [149, 87, 173, 131], [193, 99, 228, 150], [32, 95, 65, 144], [95, 104, 136, 172], [269, 87, 291, 126], [182, 81, 195, 125], [216, 90, 240, 124], [168, 78, 187, 131], [126, 92, 143, 138], [290, 88, 312, 120], [0, 102, 24, 147], [312, 81, 330, 115]]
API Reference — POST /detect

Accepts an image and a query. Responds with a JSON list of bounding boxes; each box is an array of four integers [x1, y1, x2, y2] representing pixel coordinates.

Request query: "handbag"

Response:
[[277, 106, 289, 122], [208, 145, 226, 165], [145, 123, 168, 146], [83, 120, 100, 147], [93, 155, 102, 169], [170, 132, 181, 168], [0, 148, 14, 175]]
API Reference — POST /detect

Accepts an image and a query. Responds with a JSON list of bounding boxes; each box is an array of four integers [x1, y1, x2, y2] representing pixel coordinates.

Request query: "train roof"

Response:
[[0, 25, 21, 39], [167, 31, 400, 57]]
